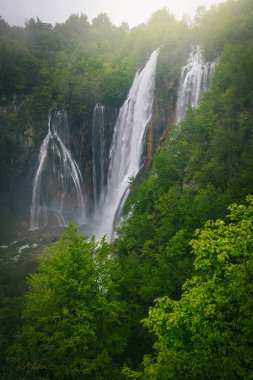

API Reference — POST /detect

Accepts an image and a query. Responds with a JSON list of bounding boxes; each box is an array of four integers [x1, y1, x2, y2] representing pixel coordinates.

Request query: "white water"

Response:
[[176, 46, 216, 124], [30, 110, 85, 230], [94, 49, 160, 241], [92, 103, 106, 206]]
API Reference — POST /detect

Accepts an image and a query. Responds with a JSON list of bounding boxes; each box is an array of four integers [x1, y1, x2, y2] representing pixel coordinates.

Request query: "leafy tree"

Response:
[[8, 225, 126, 379], [0, 16, 10, 35], [63, 13, 90, 37], [129, 196, 253, 379], [194, 0, 253, 59], [24, 18, 59, 59], [0, 38, 39, 97], [2, 1, 253, 377]]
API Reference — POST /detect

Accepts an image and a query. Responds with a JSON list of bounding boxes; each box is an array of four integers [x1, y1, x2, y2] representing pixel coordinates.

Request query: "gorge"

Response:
[[1, 1, 253, 378], [26, 46, 216, 242]]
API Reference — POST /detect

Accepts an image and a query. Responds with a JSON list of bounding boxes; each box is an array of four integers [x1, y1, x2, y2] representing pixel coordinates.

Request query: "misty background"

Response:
[[1, 0, 225, 27]]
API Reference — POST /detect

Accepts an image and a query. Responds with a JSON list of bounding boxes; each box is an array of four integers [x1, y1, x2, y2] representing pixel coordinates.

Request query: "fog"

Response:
[[1, 0, 225, 27]]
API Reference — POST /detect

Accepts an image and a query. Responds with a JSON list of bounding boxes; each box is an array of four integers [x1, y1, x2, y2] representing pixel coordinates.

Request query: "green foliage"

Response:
[[116, 4, 253, 373], [2, 1, 253, 378], [0, 37, 39, 97], [124, 33, 253, 251], [132, 196, 253, 379], [0, 296, 23, 379], [8, 225, 126, 379], [194, 0, 253, 58]]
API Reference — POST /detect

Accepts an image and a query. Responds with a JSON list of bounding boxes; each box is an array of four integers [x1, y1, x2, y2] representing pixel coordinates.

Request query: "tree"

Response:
[[8, 225, 126, 379], [0, 16, 10, 35], [129, 196, 253, 379]]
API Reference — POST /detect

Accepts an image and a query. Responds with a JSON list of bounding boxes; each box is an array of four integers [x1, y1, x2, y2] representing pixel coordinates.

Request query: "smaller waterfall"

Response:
[[176, 46, 216, 123], [95, 49, 160, 241], [92, 103, 106, 206], [30, 110, 85, 230]]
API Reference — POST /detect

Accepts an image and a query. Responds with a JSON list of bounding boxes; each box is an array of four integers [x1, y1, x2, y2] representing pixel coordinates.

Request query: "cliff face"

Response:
[[0, 45, 189, 240], [79, 106, 116, 214], [143, 44, 190, 170], [0, 96, 39, 239], [0, 96, 118, 240]]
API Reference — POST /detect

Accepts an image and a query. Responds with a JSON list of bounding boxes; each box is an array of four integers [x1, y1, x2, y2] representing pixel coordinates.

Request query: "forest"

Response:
[[1, 0, 253, 378]]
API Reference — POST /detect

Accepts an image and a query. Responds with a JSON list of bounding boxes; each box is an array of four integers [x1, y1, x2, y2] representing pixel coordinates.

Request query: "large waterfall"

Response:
[[176, 46, 216, 123], [92, 103, 106, 206], [94, 49, 160, 241], [30, 110, 85, 230], [29, 47, 215, 239]]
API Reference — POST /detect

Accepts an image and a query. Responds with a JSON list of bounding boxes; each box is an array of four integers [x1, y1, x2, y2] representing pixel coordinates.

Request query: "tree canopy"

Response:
[[128, 196, 253, 379], [1, 0, 253, 378], [8, 225, 127, 379]]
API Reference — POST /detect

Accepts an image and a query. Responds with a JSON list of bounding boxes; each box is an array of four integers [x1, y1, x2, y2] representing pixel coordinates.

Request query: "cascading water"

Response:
[[176, 46, 216, 124], [30, 110, 85, 230], [94, 49, 160, 241], [92, 103, 106, 206]]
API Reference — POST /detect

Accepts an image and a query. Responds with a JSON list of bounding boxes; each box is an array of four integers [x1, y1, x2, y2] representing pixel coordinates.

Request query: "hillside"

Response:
[[1, 0, 253, 378]]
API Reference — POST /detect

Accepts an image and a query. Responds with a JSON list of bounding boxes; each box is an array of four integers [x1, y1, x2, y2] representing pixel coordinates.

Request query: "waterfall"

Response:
[[176, 46, 216, 124], [94, 48, 160, 241], [30, 110, 85, 230], [92, 103, 106, 206]]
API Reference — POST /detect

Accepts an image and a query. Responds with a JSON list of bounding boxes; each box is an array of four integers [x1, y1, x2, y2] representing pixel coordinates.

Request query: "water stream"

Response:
[[92, 103, 107, 207], [30, 110, 85, 230], [93, 49, 160, 241], [176, 46, 216, 123]]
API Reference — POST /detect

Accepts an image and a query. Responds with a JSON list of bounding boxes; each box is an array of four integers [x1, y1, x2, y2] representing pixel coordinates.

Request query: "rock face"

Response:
[[0, 97, 117, 240], [0, 96, 38, 240], [80, 105, 117, 215], [0, 64, 177, 240], [0, 45, 217, 241]]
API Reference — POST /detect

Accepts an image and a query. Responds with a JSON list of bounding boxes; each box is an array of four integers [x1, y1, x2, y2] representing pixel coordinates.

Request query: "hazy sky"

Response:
[[0, 0, 225, 27]]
